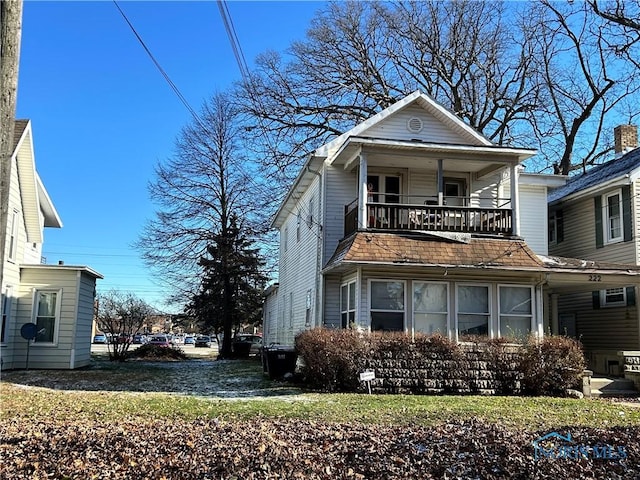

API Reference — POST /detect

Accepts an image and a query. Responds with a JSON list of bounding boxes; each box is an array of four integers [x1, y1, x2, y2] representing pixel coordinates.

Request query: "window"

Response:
[[1, 287, 11, 343], [283, 226, 288, 252], [8, 210, 18, 261], [33, 290, 60, 344], [370, 280, 405, 331], [296, 214, 301, 242], [548, 209, 563, 244], [604, 191, 623, 243], [601, 288, 626, 307], [457, 284, 490, 337], [413, 282, 448, 335], [498, 286, 533, 339], [443, 178, 466, 206], [307, 198, 314, 228], [340, 281, 356, 329]]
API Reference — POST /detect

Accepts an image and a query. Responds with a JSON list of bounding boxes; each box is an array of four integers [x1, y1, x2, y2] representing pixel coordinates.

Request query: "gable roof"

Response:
[[314, 90, 494, 159], [548, 148, 640, 203], [12, 120, 62, 242]]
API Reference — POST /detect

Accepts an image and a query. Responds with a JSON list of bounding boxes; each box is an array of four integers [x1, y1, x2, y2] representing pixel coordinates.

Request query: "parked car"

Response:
[[184, 336, 195, 345], [232, 334, 263, 356], [132, 334, 147, 344], [93, 333, 109, 344], [194, 336, 212, 348], [147, 335, 171, 347]]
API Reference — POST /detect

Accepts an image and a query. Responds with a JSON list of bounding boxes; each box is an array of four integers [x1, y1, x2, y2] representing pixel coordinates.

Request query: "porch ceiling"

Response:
[[332, 137, 534, 174], [539, 255, 640, 292]]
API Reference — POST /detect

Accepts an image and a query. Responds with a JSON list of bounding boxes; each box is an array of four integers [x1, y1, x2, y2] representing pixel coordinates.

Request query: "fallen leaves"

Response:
[[1, 418, 638, 479]]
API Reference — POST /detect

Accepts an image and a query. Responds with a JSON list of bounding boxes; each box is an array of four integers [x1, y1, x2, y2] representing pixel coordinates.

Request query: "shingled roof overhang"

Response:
[[323, 232, 546, 277], [323, 233, 640, 290]]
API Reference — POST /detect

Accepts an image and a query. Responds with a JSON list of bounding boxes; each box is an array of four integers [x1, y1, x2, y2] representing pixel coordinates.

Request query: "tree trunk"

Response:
[[0, 0, 23, 314]]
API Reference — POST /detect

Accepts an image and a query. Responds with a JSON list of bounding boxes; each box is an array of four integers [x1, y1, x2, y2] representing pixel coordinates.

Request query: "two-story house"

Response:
[[263, 92, 640, 352], [1, 120, 102, 370], [547, 125, 640, 375]]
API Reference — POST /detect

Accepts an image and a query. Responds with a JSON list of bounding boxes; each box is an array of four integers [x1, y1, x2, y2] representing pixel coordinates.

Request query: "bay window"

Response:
[[498, 285, 533, 338], [457, 284, 490, 337], [413, 282, 448, 335], [370, 280, 405, 331]]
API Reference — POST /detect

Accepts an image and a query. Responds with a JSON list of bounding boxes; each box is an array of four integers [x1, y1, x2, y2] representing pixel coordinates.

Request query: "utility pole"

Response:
[[0, 0, 24, 315]]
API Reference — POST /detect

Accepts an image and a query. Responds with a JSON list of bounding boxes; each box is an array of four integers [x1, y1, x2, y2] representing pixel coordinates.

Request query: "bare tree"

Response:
[[96, 290, 155, 362], [589, 0, 640, 70], [529, 1, 640, 174], [236, 0, 639, 186], [137, 93, 269, 357]]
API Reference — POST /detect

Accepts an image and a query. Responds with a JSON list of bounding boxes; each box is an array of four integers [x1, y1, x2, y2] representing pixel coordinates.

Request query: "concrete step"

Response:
[[591, 377, 638, 398]]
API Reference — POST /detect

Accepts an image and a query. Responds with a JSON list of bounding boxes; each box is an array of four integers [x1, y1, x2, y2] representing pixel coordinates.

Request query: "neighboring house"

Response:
[[547, 125, 640, 375], [263, 91, 639, 357], [1, 120, 102, 370]]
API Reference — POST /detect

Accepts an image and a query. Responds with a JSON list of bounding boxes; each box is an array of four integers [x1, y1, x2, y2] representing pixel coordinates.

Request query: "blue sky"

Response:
[[17, 1, 325, 312]]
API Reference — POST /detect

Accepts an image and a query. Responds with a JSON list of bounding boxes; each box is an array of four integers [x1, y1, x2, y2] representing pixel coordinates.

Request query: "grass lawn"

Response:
[[1, 356, 638, 429], [2, 357, 639, 479]]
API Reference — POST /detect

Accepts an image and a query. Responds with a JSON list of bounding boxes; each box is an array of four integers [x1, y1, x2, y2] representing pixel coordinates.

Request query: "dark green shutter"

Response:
[[594, 196, 603, 248], [592, 291, 601, 309], [557, 209, 564, 243], [622, 185, 632, 242], [627, 286, 636, 306]]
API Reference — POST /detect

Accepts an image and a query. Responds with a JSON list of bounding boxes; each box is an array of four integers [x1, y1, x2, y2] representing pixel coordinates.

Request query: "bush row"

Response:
[[294, 329, 586, 396]]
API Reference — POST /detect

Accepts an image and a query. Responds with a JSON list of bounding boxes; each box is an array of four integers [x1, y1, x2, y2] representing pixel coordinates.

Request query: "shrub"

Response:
[[295, 328, 369, 392], [519, 335, 586, 396], [479, 337, 523, 395], [129, 344, 188, 361]]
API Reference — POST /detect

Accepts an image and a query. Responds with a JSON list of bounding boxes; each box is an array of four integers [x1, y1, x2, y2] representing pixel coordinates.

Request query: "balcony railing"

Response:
[[344, 197, 513, 236]]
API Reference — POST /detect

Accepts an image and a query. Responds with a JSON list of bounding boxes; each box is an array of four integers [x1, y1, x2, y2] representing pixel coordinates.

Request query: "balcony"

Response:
[[344, 195, 513, 237]]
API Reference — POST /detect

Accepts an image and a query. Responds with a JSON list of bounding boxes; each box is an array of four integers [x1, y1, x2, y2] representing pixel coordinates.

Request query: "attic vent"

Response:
[[407, 117, 423, 133]]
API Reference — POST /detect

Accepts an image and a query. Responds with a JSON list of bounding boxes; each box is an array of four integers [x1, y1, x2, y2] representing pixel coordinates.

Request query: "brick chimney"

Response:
[[614, 125, 638, 154]]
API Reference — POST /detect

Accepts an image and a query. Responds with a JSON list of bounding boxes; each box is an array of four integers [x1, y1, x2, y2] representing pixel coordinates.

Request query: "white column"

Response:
[[510, 164, 520, 236], [358, 151, 368, 228]]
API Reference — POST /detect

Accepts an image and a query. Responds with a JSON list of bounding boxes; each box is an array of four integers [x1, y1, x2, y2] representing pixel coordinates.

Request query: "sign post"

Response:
[[359, 370, 375, 394]]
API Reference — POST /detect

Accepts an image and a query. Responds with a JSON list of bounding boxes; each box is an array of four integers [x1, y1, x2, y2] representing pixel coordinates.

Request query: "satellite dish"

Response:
[[20, 322, 38, 340]]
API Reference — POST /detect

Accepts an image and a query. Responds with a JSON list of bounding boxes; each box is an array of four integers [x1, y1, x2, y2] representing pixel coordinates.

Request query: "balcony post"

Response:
[[510, 163, 520, 236], [437, 159, 444, 205], [358, 151, 368, 228]]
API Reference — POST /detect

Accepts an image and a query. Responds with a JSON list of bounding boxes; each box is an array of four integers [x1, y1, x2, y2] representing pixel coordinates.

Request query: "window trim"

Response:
[[368, 279, 406, 332], [455, 283, 491, 338], [412, 280, 449, 336], [8, 209, 18, 262], [600, 287, 626, 308], [31, 289, 62, 346], [603, 189, 624, 244], [1, 286, 12, 344], [497, 284, 534, 338], [340, 280, 356, 329], [548, 208, 563, 245]]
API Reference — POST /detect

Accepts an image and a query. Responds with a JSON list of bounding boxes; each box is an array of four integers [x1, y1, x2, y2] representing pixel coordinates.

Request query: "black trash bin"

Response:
[[263, 346, 298, 380]]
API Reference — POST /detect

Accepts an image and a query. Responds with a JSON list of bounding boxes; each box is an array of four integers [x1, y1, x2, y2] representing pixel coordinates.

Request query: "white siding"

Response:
[[363, 105, 468, 145], [276, 175, 323, 345], [323, 163, 357, 262], [634, 179, 640, 265], [519, 184, 550, 255], [72, 272, 97, 368]]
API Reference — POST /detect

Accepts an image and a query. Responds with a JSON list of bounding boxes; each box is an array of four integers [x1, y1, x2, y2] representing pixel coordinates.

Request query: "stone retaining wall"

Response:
[[619, 351, 640, 391], [364, 343, 523, 395]]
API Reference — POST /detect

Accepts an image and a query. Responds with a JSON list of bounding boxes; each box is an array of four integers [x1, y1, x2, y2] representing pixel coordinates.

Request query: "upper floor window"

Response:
[[8, 210, 18, 261], [33, 290, 61, 344], [283, 226, 288, 252], [595, 186, 631, 248], [604, 191, 623, 243], [548, 209, 563, 244]]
